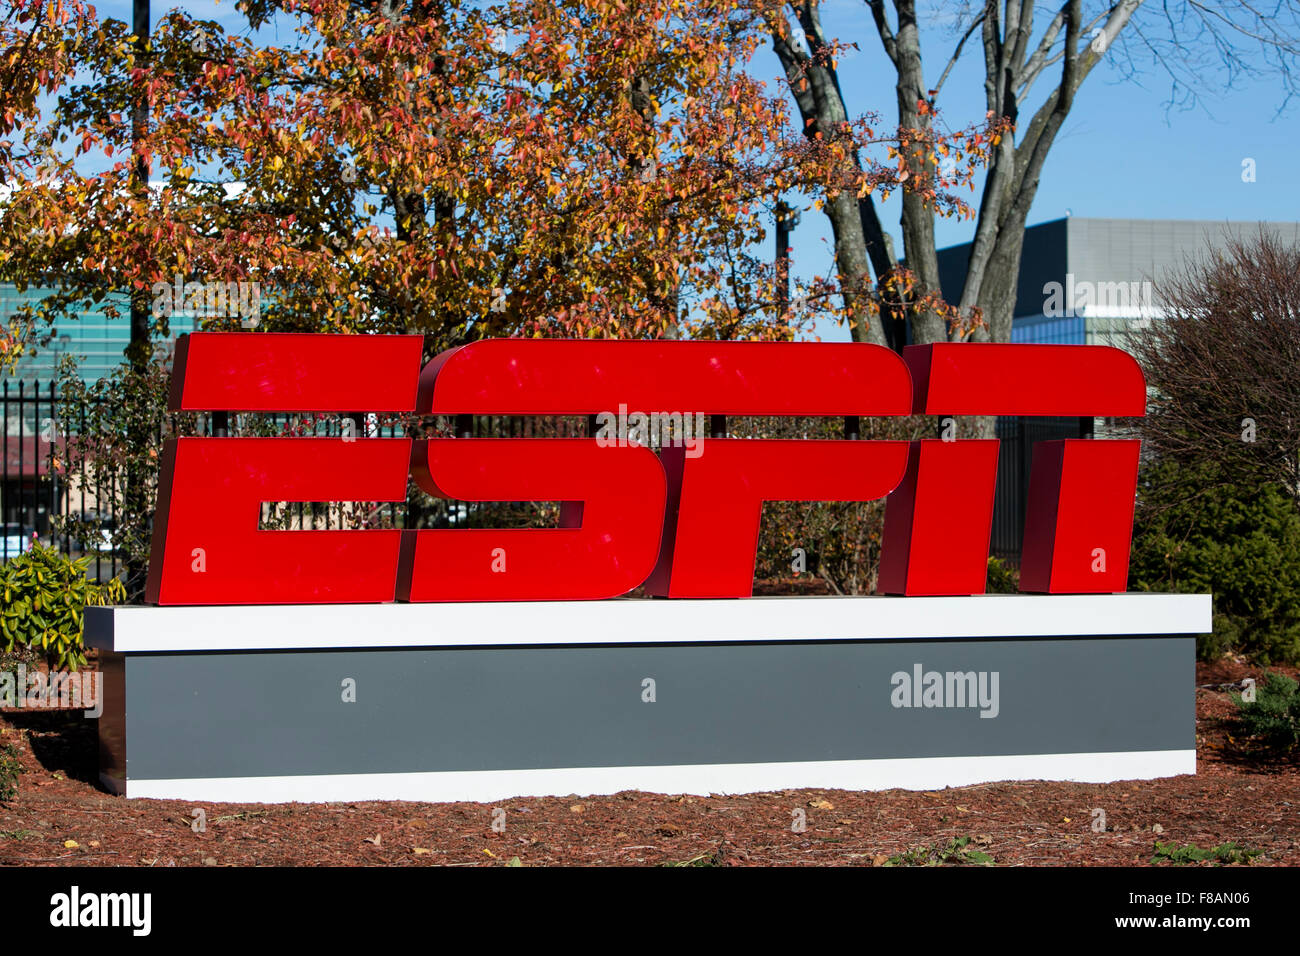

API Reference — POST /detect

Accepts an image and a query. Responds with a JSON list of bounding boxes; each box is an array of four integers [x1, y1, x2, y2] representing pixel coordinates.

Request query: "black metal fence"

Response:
[[2, 379, 122, 580], [2, 376, 1082, 582], [990, 415, 1089, 565]]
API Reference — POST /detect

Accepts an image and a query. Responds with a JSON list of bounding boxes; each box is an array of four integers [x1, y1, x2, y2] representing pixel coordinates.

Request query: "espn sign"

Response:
[[146, 334, 1145, 606]]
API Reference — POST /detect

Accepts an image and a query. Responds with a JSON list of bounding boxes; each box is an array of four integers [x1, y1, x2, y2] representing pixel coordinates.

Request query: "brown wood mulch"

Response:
[[0, 659, 1296, 867]]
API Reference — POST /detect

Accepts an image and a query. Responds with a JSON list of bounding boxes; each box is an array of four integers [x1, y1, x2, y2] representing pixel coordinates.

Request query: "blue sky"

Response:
[[87, 0, 1298, 341]]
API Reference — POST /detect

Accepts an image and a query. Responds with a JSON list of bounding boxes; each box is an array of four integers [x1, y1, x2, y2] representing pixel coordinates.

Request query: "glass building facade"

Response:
[[2, 284, 194, 386], [1009, 313, 1134, 347], [1010, 314, 1085, 345]]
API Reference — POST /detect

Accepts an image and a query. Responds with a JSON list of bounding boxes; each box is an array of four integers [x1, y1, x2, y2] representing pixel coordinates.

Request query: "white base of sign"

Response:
[[87, 592, 1211, 652], [108, 749, 1195, 804]]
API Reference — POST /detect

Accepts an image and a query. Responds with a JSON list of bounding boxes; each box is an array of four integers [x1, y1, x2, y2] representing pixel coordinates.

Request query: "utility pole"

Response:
[[127, 0, 151, 373], [122, 0, 151, 600], [774, 199, 799, 318]]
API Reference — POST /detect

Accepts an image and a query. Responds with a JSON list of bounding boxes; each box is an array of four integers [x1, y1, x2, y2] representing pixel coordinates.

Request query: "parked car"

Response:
[[0, 524, 35, 561]]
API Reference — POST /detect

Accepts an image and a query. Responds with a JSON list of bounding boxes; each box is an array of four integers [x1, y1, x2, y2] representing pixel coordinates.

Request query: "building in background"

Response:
[[938, 217, 1300, 347], [936, 216, 1300, 564], [2, 178, 238, 387], [3, 285, 126, 385], [2, 284, 202, 387], [1, 285, 198, 559]]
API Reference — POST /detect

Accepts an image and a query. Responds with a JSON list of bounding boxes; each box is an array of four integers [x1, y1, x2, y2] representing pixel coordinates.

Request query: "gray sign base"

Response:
[[85, 595, 1207, 803]]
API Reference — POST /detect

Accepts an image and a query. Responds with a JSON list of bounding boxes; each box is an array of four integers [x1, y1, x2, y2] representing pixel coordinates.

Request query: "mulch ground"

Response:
[[1, 658, 1296, 867]]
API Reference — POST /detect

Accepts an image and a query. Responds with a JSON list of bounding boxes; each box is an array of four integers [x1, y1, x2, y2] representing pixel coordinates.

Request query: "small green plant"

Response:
[[659, 850, 725, 867], [1233, 671, 1300, 753], [1151, 841, 1261, 865], [0, 744, 23, 804], [0, 541, 125, 670], [986, 556, 1020, 594], [0, 642, 41, 670], [884, 836, 994, 867]]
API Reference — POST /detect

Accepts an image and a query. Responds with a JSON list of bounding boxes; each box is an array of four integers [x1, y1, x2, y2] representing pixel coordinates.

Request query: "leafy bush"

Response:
[[986, 556, 1019, 594], [1129, 461, 1300, 664], [1233, 670, 1300, 753], [0, 541, 125, 670], [1127, 231, 1300, 501]]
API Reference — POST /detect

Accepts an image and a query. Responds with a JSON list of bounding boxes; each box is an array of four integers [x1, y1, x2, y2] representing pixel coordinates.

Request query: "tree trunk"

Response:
[[770, 6, 890, 347], [892, 0, 946, 346]]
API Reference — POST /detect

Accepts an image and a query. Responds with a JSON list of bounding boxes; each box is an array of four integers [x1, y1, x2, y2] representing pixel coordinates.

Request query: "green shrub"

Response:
[[0, 541, 125, 670], [1233, 670, 1300, 753], [658, 851, 724, 867], [1129, 462, 1300, 664], [1151, 841, 1260, 865], [986, 556, 1019, 594], [884, 836, 994, 867]]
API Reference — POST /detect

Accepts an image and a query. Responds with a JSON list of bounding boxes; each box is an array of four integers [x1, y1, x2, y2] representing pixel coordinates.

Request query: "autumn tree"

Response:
[[0, 0, 101, 370], [3, 0, 977, 351], [1, 0, 998, 596]]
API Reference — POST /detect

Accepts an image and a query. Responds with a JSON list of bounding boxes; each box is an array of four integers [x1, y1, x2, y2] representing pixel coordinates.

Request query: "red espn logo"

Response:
[[146, 334, 1145, 605]]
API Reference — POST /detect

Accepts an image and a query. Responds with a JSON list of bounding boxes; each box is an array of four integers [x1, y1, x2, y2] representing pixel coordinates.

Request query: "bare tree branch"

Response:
[[933, 11, 987, 97], [867, 0, 900, 65]]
